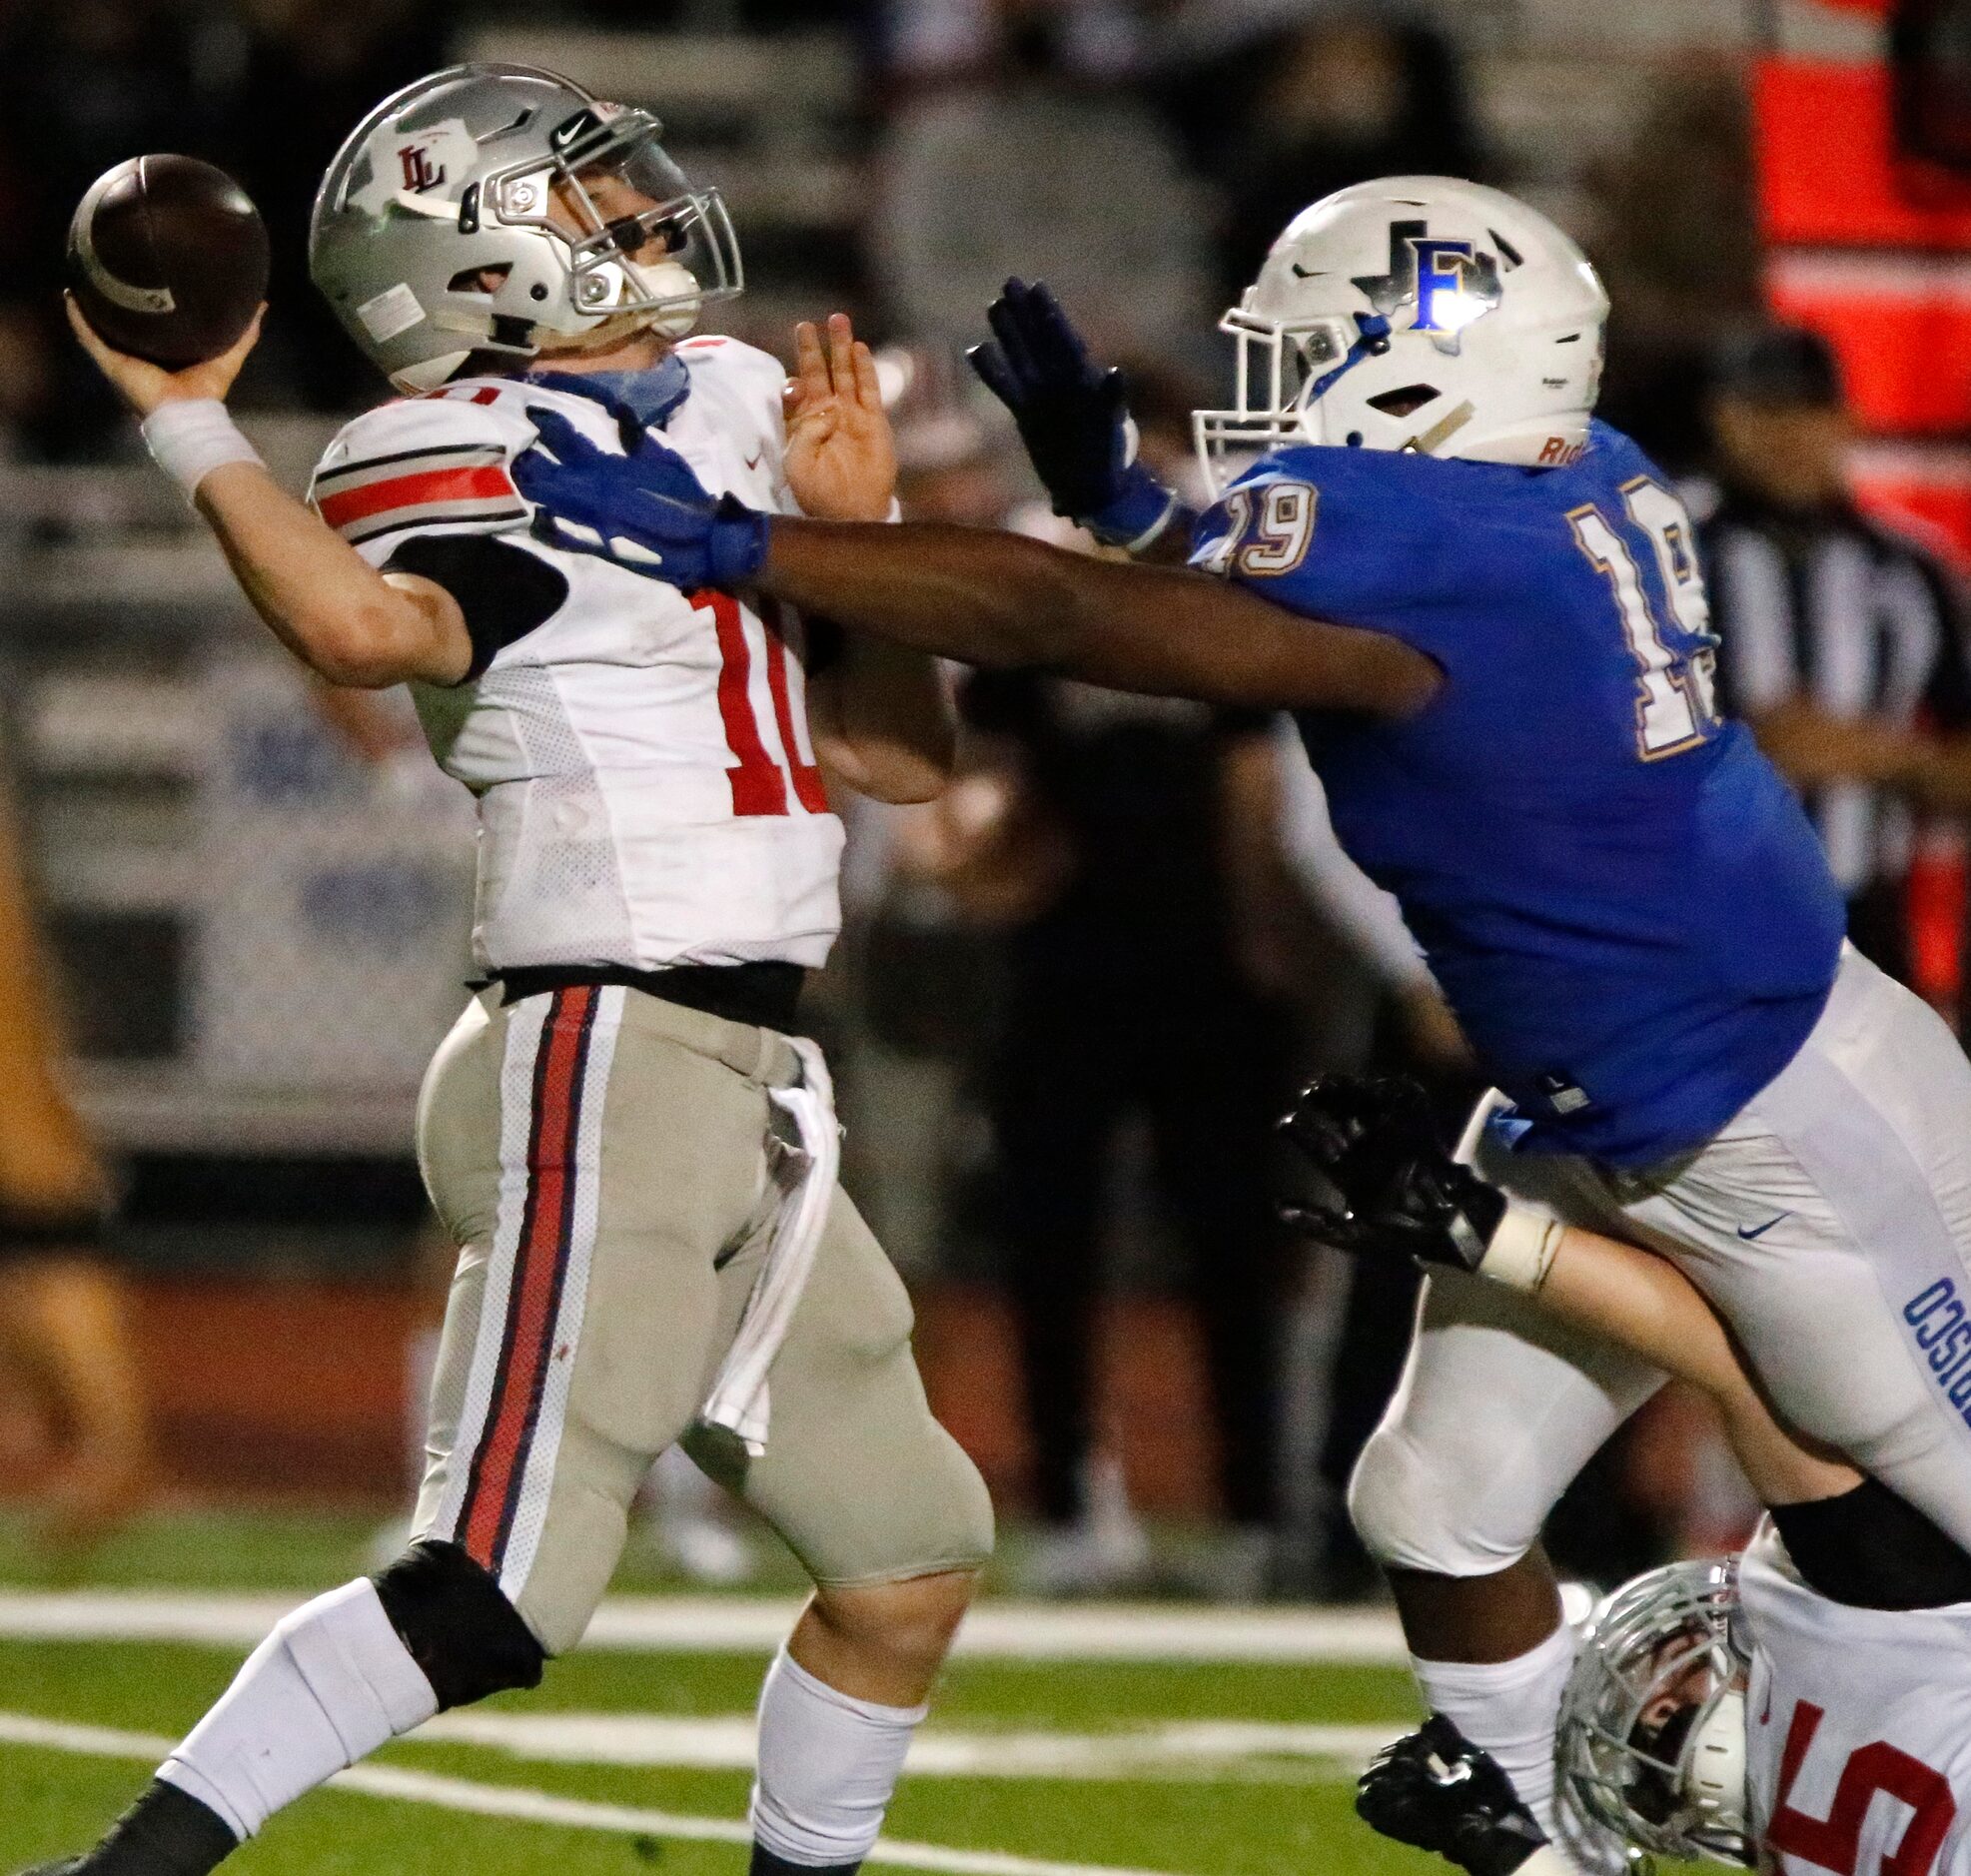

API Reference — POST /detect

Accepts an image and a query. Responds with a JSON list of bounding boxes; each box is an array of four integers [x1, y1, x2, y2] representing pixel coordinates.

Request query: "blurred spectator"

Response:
[[1198, 9, 1484, 303], [1585, 67, 1762, 469], [1271, 730, 1480, 1591], [876, 0, 1143, 85], [1694, 326, 1971, 1003], [0, 0, 218, 456], [833, 349, 1018, 1281], [942, 667, 1289, 1595], [873, 2, 1210, 358], [213, 0, 455, 412], [0, 770, 151, 1549], [577, 0, 858, 27]]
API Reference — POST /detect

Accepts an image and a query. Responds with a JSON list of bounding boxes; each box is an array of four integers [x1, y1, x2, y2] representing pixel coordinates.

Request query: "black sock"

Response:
[[70, 1782, 238, 1876], [749, 1849, 862, 1876]]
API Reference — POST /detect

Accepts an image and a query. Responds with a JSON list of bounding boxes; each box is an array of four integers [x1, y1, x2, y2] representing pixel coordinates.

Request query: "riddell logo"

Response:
[[399, 144, 447, 193], [1538, 437, 1584, 467]]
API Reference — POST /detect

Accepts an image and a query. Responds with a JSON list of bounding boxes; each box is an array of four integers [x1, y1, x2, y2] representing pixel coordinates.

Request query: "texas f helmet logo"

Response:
[[1352, 220, 1502, 352]]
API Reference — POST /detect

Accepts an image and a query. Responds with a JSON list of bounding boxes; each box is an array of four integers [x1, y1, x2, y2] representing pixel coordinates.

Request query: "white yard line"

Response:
[[0, 1711, 1196, 1876], [0, 1589, 1406, 1663], [416, 1709, 1399, 1780]]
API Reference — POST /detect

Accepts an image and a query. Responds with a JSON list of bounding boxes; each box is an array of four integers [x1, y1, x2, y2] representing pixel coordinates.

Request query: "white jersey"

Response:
[[1742, 1523, 1971, 1876], [308, 337, 844, 973]]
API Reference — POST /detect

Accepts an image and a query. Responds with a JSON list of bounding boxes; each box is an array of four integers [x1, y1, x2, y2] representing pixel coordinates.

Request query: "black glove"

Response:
[[967, 278, 1177, 546], [1357, 1715, 1553, 1876], [1278, 1075, 1508, 1274]]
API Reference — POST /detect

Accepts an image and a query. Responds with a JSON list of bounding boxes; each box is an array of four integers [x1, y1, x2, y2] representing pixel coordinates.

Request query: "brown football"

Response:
[[66, 155, 270, 369]]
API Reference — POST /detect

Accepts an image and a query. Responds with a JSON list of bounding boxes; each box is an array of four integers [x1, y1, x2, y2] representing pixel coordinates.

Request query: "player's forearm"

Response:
[[195, 463, 463, 687], [1540, 1226, 1860, 1505], [1540, 1226, 1740, 1387], [756, 517, 1440, 713], [808, 636, 956, 805]]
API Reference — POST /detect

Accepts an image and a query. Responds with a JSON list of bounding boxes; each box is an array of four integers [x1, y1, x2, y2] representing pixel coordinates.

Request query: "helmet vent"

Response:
[[1367, 384, 1439, 418], [1489, 228, 1524, 269]]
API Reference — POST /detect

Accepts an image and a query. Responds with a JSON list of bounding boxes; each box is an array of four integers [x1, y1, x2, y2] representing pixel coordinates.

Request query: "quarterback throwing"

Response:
[[43, 61, 991, 1876]]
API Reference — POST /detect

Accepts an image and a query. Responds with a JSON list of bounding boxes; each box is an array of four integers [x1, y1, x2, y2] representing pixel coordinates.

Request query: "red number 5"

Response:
[[1768, 1702, 1956, 1876]]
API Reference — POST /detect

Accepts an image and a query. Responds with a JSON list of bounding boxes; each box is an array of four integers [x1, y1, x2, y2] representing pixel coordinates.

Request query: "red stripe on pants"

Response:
[[461, 985, 596, 1570]]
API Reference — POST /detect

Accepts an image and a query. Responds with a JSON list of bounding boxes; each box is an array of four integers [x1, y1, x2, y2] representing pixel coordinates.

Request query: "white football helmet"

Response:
[[1194, 175, 1609, 491], [1556, 1558, 1752, 1871], [311, 63, 742, 392]]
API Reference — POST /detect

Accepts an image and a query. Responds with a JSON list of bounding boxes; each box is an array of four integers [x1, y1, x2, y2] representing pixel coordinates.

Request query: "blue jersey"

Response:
[[1192, 422, 1844, 1166]]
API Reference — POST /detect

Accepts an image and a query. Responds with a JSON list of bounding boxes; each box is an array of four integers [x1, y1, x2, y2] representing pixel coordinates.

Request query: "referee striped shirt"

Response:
[[1696, 483, 1971, 896]]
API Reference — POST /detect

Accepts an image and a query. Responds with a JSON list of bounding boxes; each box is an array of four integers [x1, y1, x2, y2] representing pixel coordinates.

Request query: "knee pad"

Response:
[[371, 1539, 546, 1711], [1347, 1425, 1536, 1578]]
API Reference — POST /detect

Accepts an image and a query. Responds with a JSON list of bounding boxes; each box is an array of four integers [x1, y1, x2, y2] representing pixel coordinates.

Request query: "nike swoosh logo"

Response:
[[1737, 1213, 1790, 1241], [746, 450, 763, 470], [1291, 264, 1323, 280]]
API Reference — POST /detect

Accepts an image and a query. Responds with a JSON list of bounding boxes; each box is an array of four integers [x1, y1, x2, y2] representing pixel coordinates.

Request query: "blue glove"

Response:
[[511, 406, 770, 589], [967, 278, 1182, 549]]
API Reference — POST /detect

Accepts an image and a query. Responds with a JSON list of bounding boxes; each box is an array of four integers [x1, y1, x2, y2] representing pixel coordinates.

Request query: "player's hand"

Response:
[[1277, 1073, 1511, 1275], [1279, 1074, 1443, 1213], [1358, 1716, 1554, 1876], [967, 278, 1177, 548], [513, 407, 769, 588], [64, 292, 263, 416], [784, 314, 896, 523]]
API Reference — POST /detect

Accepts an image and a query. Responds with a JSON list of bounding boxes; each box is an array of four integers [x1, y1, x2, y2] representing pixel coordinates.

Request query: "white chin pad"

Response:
[[638, 260, 703, 340]]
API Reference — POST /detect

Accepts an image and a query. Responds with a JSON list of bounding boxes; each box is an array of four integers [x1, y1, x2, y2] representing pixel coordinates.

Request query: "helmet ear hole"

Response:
[[1367, 384, 1440, 419]]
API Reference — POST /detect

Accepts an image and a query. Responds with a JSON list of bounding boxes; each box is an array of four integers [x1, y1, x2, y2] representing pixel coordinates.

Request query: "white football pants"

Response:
[[1351, 944, 1971, 1574]]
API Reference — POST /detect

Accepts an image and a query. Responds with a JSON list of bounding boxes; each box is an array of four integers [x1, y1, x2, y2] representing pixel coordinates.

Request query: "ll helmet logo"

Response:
[[399, 144, 448, 194], [1352, 220, 1501, 351]]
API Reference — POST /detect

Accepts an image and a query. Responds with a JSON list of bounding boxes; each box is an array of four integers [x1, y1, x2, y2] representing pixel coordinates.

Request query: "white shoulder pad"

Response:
[[310, 385, 541, 548]]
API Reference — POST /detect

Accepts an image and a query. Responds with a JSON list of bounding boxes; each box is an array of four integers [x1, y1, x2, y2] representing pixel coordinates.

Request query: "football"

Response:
[[66, 154, 270, 369]]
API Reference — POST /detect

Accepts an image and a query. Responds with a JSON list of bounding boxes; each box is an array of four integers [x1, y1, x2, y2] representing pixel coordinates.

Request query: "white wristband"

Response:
[[1477, 1202, 1564, 1293], [140, 399, 264, 500]]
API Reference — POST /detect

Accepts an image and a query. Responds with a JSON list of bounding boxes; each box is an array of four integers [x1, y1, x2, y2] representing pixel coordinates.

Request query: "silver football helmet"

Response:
[[1557, 1558, 1752, 1870], [311, 63, 742, 392]]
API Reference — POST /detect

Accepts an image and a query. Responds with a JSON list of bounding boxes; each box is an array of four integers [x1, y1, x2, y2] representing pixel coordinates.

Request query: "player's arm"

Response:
[[66, 299, 472, 688], [515, 372, 1440, 712], [781, 317, 956, 803], [1280, 1076, 1861, 1510], [1534, 1226, 1857, 1507], [753, 518, 1440, 712]]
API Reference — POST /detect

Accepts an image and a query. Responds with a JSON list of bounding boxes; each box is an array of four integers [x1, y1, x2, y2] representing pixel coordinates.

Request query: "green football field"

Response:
[[0, 1510, 1441, 1876]]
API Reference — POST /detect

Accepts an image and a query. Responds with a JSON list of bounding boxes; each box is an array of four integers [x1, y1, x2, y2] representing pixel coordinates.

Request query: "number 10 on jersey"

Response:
[[1571, 476, 1719, 761], [693, 589, 828, 818]]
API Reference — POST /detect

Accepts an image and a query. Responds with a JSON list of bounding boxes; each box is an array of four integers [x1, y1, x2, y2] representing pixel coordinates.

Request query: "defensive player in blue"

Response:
[[508, 177, 1971, 1870]]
